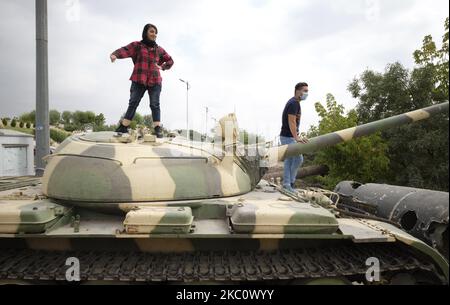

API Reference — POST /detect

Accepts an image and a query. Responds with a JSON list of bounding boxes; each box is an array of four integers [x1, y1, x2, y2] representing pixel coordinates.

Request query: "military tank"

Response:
[[0, 102, 448, 285]]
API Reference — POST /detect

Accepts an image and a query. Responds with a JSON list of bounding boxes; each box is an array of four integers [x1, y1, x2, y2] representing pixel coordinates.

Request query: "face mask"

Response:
[[300, 93, 309, 101]]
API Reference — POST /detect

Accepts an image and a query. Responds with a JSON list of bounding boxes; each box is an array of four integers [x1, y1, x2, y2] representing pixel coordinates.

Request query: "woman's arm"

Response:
[[158, 47, 174, 70], [111, 42, 138, 59]]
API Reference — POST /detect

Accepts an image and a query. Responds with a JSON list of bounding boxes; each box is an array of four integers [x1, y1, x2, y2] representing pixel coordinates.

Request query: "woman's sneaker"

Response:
[[115, 123, 129, 134], [154, 126, 163, 138]]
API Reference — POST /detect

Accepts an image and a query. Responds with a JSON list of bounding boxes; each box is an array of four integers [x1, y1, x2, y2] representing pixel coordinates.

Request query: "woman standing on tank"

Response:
[[110, 23, 174, 138]]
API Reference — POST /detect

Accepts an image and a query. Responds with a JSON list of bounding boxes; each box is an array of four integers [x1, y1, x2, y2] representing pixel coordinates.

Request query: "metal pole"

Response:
[[179, 79, 190, 140], [205, 106, 208, 139], [35, 0, 49, 177], [186, 81, 189, 139]]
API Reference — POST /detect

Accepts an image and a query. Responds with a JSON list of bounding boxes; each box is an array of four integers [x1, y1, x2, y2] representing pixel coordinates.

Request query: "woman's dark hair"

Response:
[[295, 82, 308, 91], [142, 23, 158, 40]]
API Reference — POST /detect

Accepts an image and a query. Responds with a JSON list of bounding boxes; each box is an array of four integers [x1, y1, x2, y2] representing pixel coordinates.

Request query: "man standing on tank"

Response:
[[110, 23, 174, 138], [279, 82, 309, 192]]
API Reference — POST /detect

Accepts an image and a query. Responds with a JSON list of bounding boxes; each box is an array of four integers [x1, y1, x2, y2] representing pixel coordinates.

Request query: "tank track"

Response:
[[0, 243, 444, 284]]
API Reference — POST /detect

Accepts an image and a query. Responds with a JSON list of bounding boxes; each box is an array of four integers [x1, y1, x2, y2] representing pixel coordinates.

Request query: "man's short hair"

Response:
[[295, 82, 308, 91]]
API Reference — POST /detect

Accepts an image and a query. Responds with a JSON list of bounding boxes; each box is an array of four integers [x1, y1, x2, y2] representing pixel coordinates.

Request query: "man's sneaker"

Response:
[[283, 185, 296, 193], [154, 126, 163, 138], [115, 123, 129, 134], [291, 183, 296, 189]]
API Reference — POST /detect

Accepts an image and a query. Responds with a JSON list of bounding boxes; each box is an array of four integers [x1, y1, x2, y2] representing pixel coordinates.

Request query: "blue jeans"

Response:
[[279, 136, 304, 187], [124, 81, 162, 122]]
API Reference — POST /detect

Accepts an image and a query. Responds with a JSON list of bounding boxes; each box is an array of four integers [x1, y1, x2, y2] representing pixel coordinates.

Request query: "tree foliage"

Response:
[[19, 111, 35, 124], [49, 109, 61, 126], [348, 18, 449, 191], [307, 94, 390, 189], [62, 111, 72, 125]]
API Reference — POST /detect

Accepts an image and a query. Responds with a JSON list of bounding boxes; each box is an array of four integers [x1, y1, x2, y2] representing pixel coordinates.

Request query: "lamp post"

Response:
[[179, 79, 191, 139], [35, 0, 49, 177], [204, 106, 208, 139]]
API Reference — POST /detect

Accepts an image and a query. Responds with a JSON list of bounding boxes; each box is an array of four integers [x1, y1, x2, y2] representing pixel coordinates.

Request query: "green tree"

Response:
[[49, 109, 61, 126], [85, 111, 96, 125], [73, 111, 96, 126], [307, 94, 390, 189], [62, 111, 72, 125], [19, 111, 35, 124], [72, 111, 86, 126], [413, 17, 449, 99], [94, 113, 106, 127], [348, 19, 449, 191]]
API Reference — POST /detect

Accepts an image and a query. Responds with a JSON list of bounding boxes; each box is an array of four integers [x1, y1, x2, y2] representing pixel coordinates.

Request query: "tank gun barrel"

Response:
[[267, 102, 449, 162]]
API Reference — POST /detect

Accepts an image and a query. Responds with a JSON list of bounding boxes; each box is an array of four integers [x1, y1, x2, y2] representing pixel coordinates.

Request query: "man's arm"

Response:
[[288, 114, 299, 141], [288, 114, 308, 144]]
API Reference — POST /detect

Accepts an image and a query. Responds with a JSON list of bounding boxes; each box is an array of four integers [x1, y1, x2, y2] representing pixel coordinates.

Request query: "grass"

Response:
[[0, 126, 35, 136], [1, 126, 72, 143]]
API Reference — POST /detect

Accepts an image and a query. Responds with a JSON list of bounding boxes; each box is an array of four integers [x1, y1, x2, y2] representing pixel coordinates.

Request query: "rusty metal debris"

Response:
[[334, 181, 449, 260]]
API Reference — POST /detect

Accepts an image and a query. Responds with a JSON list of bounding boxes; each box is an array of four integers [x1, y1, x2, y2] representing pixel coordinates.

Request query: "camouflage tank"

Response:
[[0, 102, 448, 285]]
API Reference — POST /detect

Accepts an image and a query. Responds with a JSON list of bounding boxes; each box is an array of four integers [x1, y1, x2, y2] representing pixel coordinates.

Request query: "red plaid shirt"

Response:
[[112, 41, 174, 86]]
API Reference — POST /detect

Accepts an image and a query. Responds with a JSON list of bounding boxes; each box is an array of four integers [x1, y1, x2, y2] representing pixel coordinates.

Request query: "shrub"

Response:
[[50, 128, 71, 143]]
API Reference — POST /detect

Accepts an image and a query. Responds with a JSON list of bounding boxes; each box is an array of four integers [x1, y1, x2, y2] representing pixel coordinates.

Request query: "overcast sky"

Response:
[[0, 0, 448, 141]]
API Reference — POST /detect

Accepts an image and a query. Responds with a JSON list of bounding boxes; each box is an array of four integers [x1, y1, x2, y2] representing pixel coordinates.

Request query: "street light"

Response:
[[35, 0, 49, 177], [179, 79, 191, 139], [204, 106, 208, 139]]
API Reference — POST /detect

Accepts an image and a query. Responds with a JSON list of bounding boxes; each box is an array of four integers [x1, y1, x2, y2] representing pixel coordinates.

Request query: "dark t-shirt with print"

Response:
[[280, 97, 301, 137]]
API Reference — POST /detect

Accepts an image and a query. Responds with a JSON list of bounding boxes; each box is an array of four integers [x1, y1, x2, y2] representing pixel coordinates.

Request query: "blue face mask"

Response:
[[300, 93, 309, 101]]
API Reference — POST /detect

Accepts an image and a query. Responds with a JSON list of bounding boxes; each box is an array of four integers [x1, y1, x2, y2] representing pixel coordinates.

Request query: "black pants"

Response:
[[124, 81, 162, 122]]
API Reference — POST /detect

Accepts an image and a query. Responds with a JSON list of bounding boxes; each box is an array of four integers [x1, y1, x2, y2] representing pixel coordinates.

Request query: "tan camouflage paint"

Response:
[[0, 202, 27, 233], [42, 133, 252, 204]]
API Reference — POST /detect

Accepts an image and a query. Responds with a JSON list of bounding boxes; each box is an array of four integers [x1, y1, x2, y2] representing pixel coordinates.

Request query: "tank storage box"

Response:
[[230, 202, 339, 234], [124, 206, 194, 234], [0, 200, 68, 234]]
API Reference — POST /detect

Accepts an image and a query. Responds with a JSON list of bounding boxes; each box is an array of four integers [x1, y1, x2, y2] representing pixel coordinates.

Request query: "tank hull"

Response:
[[1, 179, 448, 284]]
